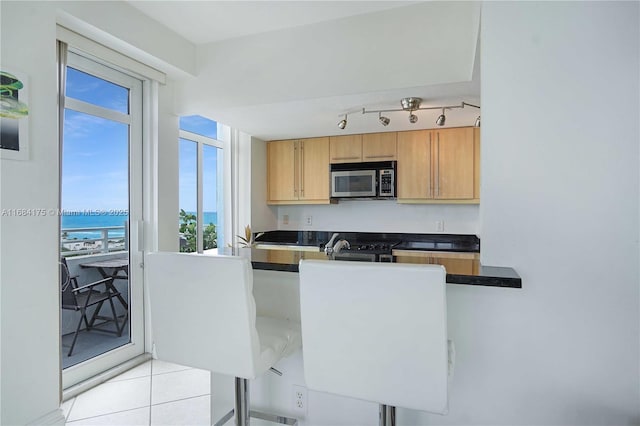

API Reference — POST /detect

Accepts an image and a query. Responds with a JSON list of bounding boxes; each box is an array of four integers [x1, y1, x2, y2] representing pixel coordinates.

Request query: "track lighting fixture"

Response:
[[337, 114, 347, 129], [436, 108, 446, 126], [378, 112, 390, 126], [337, 98, 481, 129]]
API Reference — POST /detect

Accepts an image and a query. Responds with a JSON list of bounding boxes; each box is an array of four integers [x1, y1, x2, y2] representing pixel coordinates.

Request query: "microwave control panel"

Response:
[[379, 169, 395, 197]]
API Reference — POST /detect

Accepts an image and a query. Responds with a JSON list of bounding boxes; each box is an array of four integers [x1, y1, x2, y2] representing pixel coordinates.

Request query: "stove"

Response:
[[333, 241, 399, 262]]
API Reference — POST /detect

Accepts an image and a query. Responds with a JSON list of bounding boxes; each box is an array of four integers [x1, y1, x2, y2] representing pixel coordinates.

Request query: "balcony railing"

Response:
[[61, 225, 128, 257]]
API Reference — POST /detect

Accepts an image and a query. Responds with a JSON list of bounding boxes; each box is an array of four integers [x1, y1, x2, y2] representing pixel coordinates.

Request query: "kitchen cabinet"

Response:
[[392, 250, 479, 275], [330, 133, 397, 163], [362, 132, 397, 161], [267, 137, 330, 204], [397, 127, 479, 203], [329, 134, 362, 163]]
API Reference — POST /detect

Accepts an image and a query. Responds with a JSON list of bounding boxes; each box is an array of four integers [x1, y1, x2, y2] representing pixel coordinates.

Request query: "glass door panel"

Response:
[[61, 51, 143, 388]]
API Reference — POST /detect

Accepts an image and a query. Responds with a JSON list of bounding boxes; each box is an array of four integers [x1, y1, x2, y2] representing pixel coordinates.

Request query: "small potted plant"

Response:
[[236, 225, 264, 248]]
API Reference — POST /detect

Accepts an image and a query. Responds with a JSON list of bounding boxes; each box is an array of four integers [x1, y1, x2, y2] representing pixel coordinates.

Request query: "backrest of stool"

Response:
[[299, 260, 448, 414], [147, 252, 261, 379]]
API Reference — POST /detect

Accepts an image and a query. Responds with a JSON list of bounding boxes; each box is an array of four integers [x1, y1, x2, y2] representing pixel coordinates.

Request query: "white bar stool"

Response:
[[299, 260, 452, 426], [147, 252, 301, 426]]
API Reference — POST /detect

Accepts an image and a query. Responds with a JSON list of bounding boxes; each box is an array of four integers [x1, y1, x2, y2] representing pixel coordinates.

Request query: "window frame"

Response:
[[179, 127, 224, 253]]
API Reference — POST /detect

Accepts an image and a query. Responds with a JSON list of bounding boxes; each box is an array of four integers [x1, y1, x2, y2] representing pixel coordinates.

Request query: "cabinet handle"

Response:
[[294, 143, 298, 196], [300, 141, 305, 197], [429, 133, 433, 198], [436, 133, 440, 197], [332, 156, 360, 160], [364, 155, 394, 159]]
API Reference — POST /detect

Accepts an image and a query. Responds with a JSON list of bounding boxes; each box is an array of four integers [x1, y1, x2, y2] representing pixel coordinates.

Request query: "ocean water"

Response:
[[61, 211, 218, 240]]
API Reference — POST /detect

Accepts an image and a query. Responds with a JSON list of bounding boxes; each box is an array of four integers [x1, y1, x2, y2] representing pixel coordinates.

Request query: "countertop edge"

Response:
[[250, 260, 521, 288]]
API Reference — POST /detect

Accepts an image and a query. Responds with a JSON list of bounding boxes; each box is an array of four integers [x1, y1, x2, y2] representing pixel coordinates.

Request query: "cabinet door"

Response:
[[267, 140, 297, 202], [434, 128, 475, 199], [397, 130, 432, 200], [300, 137, 330, 201], [362, 132, 397, 161], [330, 134, 362, 163]]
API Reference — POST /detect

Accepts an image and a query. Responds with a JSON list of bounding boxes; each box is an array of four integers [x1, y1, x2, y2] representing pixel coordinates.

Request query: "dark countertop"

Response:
[[247, 231, 519, 288], [255, 230, 481, 253]]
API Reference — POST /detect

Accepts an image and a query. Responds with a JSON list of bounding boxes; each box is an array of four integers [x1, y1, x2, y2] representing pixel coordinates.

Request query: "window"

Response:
[[178, 115, 224, 253]]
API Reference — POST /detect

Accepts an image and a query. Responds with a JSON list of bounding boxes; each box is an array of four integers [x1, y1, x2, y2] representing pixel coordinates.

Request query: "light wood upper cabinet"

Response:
[[397, 127, 479, 203], [434, 127, 475, 199], [299, 137, 330, 201], [362, 132, 397, 161], [267, 137, 330, 204], [267, 140, 297, 202], [329, 134, 362, 163], [397, 130, 432, 199]]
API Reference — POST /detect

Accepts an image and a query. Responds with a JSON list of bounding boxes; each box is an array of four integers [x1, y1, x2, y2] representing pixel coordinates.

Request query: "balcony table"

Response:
[[80, 257, 129, 332]]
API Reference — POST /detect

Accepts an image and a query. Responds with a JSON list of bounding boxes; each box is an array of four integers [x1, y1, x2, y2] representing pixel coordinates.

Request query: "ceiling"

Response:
[[126, 1, 481, 140], [127, 1, 418, 45]]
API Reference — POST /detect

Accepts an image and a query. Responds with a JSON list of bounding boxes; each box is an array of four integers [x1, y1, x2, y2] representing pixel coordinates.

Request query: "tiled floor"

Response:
[[62, 359, 211, 425]]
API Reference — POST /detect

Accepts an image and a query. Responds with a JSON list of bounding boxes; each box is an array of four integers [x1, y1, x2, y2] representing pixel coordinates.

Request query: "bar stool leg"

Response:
[[379, 404, 396, 426], [235, 378, 250, 426]]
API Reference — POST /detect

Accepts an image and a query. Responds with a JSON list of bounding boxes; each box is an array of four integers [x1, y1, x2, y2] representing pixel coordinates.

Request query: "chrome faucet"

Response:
[[332, 239, 351, 253], [324, 233, 340, 255]]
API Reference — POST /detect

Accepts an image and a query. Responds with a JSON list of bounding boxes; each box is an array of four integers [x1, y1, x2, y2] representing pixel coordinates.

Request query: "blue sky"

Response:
[[179, 116, 219, 213], [62, 68, 129, 211], [61, 67, 218, 212]]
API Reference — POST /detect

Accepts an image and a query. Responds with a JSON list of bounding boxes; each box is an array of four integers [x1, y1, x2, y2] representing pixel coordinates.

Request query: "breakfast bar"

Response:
[[230, 230, 521, 289]]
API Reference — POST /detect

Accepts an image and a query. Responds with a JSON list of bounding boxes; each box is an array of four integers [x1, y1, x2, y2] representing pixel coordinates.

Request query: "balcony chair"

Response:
[[298, 260, 453, 426], [147, 252, 301, 426], [60, 258, 123, 356]]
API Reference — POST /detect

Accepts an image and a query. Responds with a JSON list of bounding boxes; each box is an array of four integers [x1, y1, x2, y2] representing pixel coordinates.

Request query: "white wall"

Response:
[[0, 1, 193, 424], [157, 82, 180, 252], [0, 3, 61, 424], [275, 203, 479, 235], [448, 2, 638, 424], [251, 138, 277, 233]]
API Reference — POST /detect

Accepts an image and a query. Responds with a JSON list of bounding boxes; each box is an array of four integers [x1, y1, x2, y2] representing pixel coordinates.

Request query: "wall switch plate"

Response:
[[304, 215, 312, 226], [436, 220, 444, 232], [282, 214, 289, 225], [292, 385, 307, 414]]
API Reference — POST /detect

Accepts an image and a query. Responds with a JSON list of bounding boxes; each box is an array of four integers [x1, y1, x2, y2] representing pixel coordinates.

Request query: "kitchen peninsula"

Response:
[[239, 231, 521, 288]]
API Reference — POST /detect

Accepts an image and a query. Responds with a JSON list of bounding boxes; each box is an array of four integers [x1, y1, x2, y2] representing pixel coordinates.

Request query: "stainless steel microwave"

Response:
[[330, 161, 396, 199]]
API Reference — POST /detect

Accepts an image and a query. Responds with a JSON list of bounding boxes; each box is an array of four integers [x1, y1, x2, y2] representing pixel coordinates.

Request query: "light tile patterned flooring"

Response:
[[62, 359, 212, 425]]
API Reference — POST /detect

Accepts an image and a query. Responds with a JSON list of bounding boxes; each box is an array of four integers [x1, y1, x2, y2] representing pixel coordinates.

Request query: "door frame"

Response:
[[60, 49, 145, 389]]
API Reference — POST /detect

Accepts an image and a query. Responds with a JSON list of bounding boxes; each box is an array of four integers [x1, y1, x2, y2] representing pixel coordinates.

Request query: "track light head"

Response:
[[436, 108, 446, 126], [338, 115, 347, 129], [378, 112, 390, 126], [474, 116, 481, 127], [409, 113, 418, 124]]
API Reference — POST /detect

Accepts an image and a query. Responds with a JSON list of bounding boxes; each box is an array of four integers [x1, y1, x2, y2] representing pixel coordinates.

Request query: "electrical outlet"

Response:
[[304, 215, 313, 226], [292, 385, 307, 414], [282, 214, 289, 225], [436, 220, 445, 232]]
